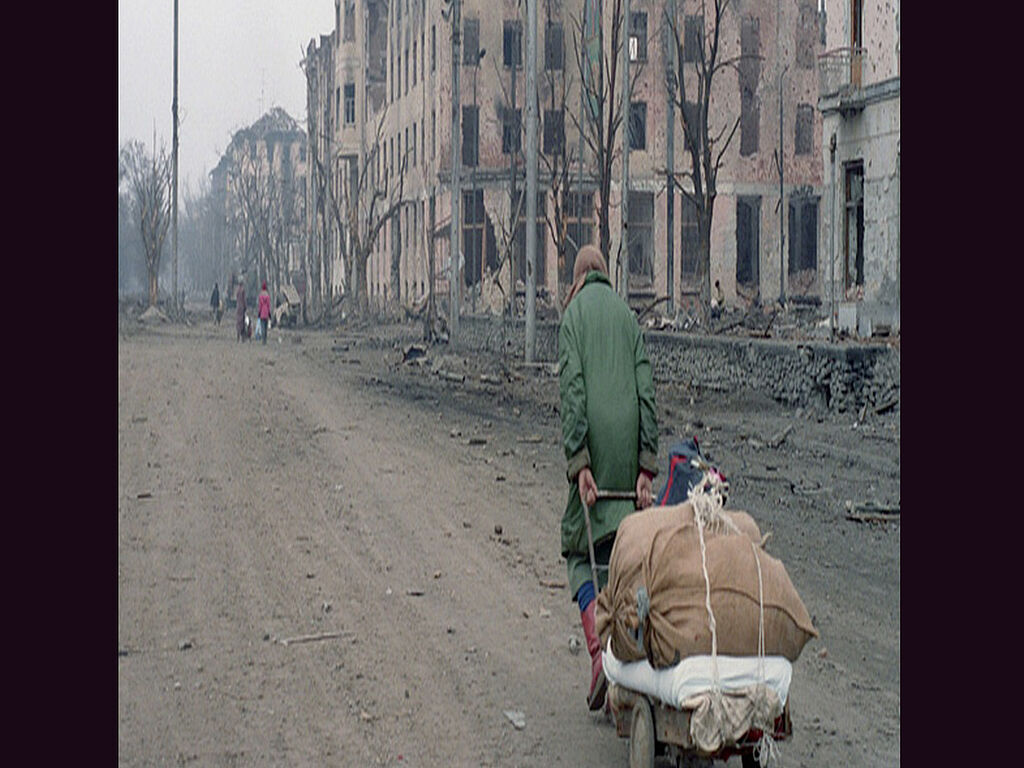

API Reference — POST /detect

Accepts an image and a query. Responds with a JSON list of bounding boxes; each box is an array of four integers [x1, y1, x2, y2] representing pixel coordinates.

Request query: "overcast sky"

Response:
[[119, 0, 335, 195]]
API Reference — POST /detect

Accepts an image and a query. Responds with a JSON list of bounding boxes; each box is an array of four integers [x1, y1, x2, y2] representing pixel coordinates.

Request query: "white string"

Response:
[[688, 467, 780, 766]]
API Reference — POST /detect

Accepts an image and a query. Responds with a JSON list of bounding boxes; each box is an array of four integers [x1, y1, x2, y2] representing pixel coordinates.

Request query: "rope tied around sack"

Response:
[[687, 465, 780, 767]]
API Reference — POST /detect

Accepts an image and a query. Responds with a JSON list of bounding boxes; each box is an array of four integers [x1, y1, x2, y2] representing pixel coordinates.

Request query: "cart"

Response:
[[608, 682, 791, 768], [582, 488, 793, 767]]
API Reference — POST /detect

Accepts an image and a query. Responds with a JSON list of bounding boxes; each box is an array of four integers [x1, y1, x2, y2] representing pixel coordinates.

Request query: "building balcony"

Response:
[[817, 47, 867, 116]]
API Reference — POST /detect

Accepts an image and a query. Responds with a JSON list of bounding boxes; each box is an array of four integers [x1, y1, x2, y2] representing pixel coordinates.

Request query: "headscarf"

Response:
[[262, 281, 267, 291], [563, 244, 608, 309]]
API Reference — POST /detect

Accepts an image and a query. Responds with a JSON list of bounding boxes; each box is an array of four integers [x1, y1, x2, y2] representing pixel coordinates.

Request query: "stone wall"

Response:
[[457, 315, 899, 414]]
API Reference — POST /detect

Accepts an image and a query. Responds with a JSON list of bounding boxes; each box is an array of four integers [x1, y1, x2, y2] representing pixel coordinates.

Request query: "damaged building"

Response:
[[306, 0, 846, 322], [818, 0, 900, 336], [211, 107, 308, 299]]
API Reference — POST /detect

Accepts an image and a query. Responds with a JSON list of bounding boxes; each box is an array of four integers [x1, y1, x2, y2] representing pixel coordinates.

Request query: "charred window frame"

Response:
[[464, 18, 480, 66], [628, 101, 647, 151], [627, 191, 655, 289], [462, 105, 479, 167], [545, 22, 564, 70], [503, 107, 522, 155], [504, 20, 523, 69], [736, 195, 761, 288], [543, 109, 564, 155], [629, 11, 647, 62], [788, 196, 819, 275]]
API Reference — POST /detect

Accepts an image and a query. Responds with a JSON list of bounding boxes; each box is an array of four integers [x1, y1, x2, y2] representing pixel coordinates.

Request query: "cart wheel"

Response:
[[629, 696, 655, 768]]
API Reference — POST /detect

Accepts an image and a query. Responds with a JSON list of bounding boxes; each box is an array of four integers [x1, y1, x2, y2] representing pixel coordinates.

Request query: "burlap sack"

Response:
[[595, 502, 816, 668]]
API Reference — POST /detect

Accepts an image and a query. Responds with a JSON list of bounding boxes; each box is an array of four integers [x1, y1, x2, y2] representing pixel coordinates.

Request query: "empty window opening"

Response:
[[844, 162, 864, 293], [628, 191, 655, 290], [544, 109, 564, 155], [503, 107, 522, 155], [464, 18, 480, 66], [504, 20, 523, 69], [629, 11, 647, 62], [545, 22, 564, 70], [629, 101, 647, 151], [736, 196, 761, 288], [788, 197, 819, 284], [462, 105, 479, 167], [344, 83, 356, 124], [795, 103, 814, 155]]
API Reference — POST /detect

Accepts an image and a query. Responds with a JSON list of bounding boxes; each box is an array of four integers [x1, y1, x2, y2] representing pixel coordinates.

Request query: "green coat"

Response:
[[558, 271, 658, 596]]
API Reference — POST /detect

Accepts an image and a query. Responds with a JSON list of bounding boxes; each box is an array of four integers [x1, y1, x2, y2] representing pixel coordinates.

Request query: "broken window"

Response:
[[462, 105, 478, 167], [563, 191, 594, 285], [431, 25, 436, 72], [344, 83, 356, 124], [628, 192, 655, 290], [503, 107, 522, 155], [405, 48, 409, 94], [432, 108, 436, 160], [504, 20, 523, 69], [740, 16, 760, 156], [629, 11, 647, 62], [464, 18, 480, 66], [543, 109, 564, 155], [545, 22, 564, 71], [628, 101, 647, 151], [413, 41, 417, 85], [336, 86, 341, 128], [515, 191, 547, 287], [844, 161, 864, 292], [788, 196, 819, 274], [411, 121, 417, 166], [463, 189, 486, 288], [684, 15, 703, 63], [736, 196, 760, 288], [680, 194, 700, 280], [795, 103, 814, 155]]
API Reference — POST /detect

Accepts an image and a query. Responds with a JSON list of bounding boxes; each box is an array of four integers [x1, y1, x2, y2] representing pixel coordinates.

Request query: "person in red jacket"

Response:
[[257, 281, 271, 345]]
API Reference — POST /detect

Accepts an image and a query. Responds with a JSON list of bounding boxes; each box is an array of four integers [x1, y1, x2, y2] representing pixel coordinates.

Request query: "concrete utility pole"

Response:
[[524, 0, 538, 362], [619, 0, 631, 300], [665, 0, 676, 311], [172, 0, 179, 316], [449, 0, 462, 341], [829, 132, 836, 341], [778, 64, 786, 307]]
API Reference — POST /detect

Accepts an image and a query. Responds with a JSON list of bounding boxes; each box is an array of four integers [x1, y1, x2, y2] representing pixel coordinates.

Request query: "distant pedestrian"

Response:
[[711, 279, 725, 319], [235, 282, 247, 342], [257, 281, 271, 345], [211, 283, 222, 324]]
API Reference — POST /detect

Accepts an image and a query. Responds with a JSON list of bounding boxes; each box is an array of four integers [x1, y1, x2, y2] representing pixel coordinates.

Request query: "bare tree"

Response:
[[663, 0, 752, 313], [324, 109, 408, 315], [539, 0, 577, 308], [568, 0, 640, 268], [120, 139, 172, 307]]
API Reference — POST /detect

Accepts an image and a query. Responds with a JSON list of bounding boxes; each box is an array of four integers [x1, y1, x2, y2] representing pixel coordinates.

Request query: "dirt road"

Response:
[[118, 313, 900, 767]]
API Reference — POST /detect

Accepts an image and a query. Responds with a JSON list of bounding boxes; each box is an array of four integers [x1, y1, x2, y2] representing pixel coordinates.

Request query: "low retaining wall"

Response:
[[457, 316, 900, 414]]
